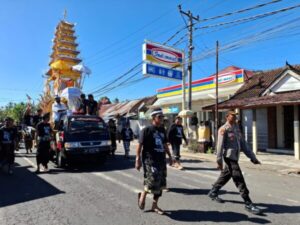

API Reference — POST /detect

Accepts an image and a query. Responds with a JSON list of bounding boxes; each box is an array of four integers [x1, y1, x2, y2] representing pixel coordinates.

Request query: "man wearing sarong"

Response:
[[0, 117, 17, 175], [135, 108, 172, 215], [35, 113, 52, 173]]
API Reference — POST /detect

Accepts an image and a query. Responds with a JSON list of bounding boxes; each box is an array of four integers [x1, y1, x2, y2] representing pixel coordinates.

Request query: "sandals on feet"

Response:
[[151, 207, 164, 215], [138, 192, 145, 210]]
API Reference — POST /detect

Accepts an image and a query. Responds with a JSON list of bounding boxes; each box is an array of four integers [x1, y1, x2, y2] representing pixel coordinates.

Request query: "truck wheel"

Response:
[[57, 151, 66, 168]]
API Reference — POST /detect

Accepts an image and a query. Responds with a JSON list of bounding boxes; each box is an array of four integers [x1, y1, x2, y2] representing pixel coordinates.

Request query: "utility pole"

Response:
[[215, 41, 219, 148], [178, 5, 199, 111]]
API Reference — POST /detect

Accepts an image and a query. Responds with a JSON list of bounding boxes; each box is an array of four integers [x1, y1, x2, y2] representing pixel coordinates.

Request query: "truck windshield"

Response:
[[69, 119, 105, 131]]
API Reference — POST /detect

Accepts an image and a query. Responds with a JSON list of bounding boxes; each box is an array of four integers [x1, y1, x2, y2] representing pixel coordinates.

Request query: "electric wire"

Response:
[[195, 3, 300, 30], [198, 0, 282, 23]]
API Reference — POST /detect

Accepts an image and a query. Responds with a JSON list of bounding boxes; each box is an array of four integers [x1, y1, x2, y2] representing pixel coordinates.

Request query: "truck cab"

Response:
[[55, 115, 111, 167]]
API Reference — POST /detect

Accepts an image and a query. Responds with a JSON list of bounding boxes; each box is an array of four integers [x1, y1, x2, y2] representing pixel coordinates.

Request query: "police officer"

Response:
[[208, 110, 262, 215]]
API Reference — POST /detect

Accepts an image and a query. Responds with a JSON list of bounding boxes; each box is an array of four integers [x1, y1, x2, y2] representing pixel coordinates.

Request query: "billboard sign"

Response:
[[143, 42, 183, 68], [143, 63, 182, 80], [142, 40, 184, 81]]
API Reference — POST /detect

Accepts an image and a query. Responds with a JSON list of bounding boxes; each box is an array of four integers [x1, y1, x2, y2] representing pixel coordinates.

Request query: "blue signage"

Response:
[[143, 63, 182, 81]]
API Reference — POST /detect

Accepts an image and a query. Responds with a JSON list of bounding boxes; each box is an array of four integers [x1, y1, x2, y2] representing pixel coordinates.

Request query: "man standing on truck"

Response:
[[87, 94, 98, 115], [52, 96, 67, 130], [78, 93, 88, 115], [35, 113, 52, 173]]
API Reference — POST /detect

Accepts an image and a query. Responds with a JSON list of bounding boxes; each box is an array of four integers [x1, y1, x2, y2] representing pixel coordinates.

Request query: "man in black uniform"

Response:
[[208, 110, 262, 215], [36, 113, 52, 173], [0, 117, 17, 174], [135, 108, 172, 215]]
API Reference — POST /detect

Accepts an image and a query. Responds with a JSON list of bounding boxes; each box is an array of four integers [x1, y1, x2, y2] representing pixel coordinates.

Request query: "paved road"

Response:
[[0, 143, 299, 225]]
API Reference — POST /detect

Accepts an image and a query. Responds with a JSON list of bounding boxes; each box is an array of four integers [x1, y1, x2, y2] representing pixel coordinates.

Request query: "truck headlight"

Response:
[[101, 140, 111, 146], [65, 142, 80, 148]]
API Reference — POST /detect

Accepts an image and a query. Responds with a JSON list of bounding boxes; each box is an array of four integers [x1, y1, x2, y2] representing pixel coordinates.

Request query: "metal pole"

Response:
[[215, 41, 219, 147], [182, 62, 186, 127]]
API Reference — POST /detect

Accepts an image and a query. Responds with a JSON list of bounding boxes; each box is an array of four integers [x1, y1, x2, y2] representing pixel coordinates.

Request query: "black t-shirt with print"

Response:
[[0, 127, 17, 145], [32, 115, 43, 128], [36, 122, 52, 141], [139, 125, 167, 162]]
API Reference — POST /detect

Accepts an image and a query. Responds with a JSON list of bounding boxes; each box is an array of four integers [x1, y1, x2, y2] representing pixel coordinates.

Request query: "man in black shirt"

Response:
[[78, 94, 88, 115], [36, 113, 52, 173], [121, 123, 134, 159], [108, 119, 117, 156], [168, 116, 188, 170], [32, 108, 43, 128], [87, 94, 98, 115], [0, 117, 17, 174], [135, 108, 172, 215]]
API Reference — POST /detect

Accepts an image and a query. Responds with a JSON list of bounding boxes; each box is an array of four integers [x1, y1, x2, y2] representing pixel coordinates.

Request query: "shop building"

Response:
[[153, 66, 253, 124], [204, 64, 300, 160]]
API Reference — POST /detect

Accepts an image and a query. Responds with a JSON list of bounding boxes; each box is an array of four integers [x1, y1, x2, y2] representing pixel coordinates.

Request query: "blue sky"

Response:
[[0, 0, 300, 106]]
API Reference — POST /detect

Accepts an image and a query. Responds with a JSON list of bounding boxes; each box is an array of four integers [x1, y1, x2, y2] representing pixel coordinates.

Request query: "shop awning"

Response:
[[154, 83, 243, 106]]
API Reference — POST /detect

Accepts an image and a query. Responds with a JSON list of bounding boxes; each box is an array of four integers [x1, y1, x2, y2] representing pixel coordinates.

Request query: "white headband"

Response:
[[150, 109, 163, 117]]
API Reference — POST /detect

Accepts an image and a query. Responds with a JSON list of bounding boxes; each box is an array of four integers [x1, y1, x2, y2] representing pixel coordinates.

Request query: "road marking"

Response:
[[115, 169, 204, 189], [92, 172, 140, 194], [22, 156, 37, 168], [168, 166, 217, 180], [286, 198, 299, 204]]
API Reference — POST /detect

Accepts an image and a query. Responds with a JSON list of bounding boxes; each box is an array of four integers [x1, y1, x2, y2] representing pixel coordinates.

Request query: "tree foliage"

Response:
[[0, 102, 36, 123]]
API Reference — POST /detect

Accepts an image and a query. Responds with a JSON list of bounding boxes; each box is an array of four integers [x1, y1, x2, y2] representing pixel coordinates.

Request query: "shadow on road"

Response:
[[226, 200, 300, 215], [47, 154, 134, 174], [183, 166, 218, 171], [164, 209, 271, 223], [180, 159, 203, 163], [168, 188, 239, 196], [0, 163, 64, 208]]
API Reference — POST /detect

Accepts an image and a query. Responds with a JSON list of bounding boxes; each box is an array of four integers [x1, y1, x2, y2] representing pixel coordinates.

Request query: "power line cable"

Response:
[[85, 9, 176, 62], [195, 3, 300, 30], [198, 0, 282, 23], [88, 27, 186, 94]]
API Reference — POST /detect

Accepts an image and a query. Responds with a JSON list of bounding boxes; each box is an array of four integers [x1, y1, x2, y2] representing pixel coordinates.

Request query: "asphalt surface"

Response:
[[0, 142, 300, 225]]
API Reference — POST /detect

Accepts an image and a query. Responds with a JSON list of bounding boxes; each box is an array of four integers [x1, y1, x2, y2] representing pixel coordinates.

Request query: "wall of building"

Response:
[[242, 108, 268, 150]]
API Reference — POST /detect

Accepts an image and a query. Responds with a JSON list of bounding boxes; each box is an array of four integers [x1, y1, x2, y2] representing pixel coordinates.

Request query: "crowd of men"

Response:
[[0, 93, 100, 174], [0, 97, 263, 215], [135, 108, 262, 215]]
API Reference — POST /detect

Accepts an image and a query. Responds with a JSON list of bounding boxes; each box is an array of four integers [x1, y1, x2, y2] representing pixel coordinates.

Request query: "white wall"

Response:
[[130, 119, 152, 138]]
